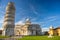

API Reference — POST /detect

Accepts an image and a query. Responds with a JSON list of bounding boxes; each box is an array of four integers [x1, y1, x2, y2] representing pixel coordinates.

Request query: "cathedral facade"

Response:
[[15, 19, 42, 36]]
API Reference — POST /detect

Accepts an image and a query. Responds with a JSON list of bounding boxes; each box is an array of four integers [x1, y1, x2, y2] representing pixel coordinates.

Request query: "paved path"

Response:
[[4, 38, 17, 40], [0, 36, 22, 40], [0, 38, 17, 40]]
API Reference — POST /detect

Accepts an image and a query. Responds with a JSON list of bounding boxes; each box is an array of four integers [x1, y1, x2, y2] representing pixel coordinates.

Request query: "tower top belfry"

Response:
[[49, 25, 54, 29], [6, 2, 15, 11], [8, 2, 14, 5]]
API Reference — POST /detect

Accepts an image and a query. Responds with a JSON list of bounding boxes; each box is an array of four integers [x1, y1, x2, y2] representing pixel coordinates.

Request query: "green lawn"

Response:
[[0, 35, 9, 39], [18, 36, 60, 40]]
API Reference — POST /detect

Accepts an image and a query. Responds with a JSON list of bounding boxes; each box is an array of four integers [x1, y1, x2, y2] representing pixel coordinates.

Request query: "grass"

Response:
[[0, 35, 9, 39], [0, 35, 60, 40], [18, 36, 60, 40]]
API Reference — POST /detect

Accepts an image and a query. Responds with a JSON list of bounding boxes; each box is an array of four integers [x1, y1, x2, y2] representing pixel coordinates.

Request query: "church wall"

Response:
[[49, 28, 60, 36], [57, 29, 60, 36], [49, 29, 54, 36]]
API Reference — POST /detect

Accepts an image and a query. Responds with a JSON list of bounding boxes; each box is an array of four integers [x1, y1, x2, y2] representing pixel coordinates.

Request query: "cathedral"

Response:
[[15, 18, 42, 36], [2, 2, 42, 36]]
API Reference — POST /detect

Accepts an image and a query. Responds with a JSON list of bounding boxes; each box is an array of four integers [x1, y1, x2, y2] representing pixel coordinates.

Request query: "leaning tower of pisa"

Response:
[[2, 2, 15, 36]]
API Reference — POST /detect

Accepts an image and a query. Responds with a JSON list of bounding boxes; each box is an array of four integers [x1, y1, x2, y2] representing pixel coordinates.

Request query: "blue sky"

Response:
[[0, 0, 60, 31]]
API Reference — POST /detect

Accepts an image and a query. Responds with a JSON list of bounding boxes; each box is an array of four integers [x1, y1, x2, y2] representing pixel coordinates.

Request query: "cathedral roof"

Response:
[[51, 27, 60, 30], [26, 18, 30, 21], [55, 27, 60, 29], [15, 24, 23, 27]]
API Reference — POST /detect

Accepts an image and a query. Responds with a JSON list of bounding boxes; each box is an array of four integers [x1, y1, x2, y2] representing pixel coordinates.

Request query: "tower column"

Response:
[[2, 2, 15, 36]]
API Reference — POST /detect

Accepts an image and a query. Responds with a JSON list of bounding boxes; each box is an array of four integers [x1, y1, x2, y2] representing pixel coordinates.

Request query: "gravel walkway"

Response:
[[0, 36, 22, 40]]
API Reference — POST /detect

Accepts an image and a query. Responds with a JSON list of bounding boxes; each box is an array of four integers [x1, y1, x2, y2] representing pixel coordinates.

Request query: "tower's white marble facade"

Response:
[[2, 2, 15, 36]]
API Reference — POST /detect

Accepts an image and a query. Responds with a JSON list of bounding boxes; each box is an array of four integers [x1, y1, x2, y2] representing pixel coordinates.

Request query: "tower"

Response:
[[2, 2, 15, 36]]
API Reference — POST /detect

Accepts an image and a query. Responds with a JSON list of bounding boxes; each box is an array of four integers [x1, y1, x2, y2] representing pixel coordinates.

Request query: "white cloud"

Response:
[[0, 5, 5, 29], [33, 10, 39, 15], [15, 18, 26, 25], [42, 28, 49, 32], [0, 15, 4, 30], [47, 16, 57, 20], [0, 27, 3, 30], [48, 18, 56, 22], [15, 17, 39, 25], [46, 16, 57, 22], [15, 20, 24, 25], [39, 16, 58, 28], [42, 16, 57, 23], [0, 16, 4, 24], [31, 18, 37, 21], [43, 16, 57, 22], [29, 4, 39, 15]]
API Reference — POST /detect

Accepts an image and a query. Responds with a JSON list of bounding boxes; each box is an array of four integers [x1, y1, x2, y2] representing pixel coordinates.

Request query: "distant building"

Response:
[[44, 31, 49, 35], [48, 26, 60, 36], [0, 30, 2, 35], [15, 18, 42, 35]]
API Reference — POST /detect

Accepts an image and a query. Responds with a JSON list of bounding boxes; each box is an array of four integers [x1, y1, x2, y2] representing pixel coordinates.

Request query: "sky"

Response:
[[0, 0, 60, 31]]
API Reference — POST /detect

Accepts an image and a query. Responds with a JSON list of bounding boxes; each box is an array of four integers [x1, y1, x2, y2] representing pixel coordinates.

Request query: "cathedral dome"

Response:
[[25, 18, 31, 25], [26, 18, 30, 21]]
